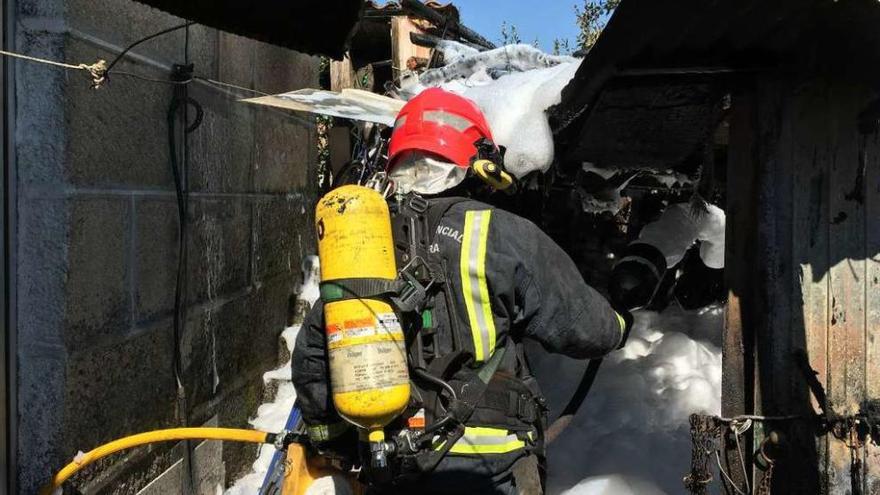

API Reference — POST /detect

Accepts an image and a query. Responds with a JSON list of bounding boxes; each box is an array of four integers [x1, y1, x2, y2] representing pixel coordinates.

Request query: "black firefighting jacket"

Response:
[[291, 196, 626, 493]]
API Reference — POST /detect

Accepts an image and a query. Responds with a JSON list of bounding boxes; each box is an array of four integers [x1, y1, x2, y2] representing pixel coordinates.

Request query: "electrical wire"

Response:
[[714, 449, 747, 495], [110, 69, 191, 85], [104, 21, 194, 75], [143, 22, 206, 495]]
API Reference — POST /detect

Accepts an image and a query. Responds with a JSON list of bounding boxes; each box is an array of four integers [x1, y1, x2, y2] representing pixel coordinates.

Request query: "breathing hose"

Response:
[[39, 427, 278, 495]]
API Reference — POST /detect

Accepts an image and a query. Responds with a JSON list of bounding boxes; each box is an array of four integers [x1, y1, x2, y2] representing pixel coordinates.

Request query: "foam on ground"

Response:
[[225, 256, 320, 495], [530, 305, 723, 494]]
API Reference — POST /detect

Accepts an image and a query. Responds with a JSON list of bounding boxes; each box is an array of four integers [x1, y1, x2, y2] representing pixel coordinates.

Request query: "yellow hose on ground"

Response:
[[39, 427, 272, 495]]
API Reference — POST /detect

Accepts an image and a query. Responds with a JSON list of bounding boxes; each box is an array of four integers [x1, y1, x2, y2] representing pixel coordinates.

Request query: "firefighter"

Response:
[[292, 88, 631, 495]]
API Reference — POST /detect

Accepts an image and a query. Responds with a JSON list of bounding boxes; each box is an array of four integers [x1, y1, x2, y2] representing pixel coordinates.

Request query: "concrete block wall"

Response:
[[12, 0, 320, 492]]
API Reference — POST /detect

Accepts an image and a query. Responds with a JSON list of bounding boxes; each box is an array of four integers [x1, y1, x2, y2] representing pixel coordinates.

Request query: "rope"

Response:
[[0, 44, 301, 101], [194, 76, 269, 96], [0, 48, 108, 87]]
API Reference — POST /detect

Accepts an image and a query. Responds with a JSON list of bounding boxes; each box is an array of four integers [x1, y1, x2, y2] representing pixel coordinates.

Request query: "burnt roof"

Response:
[[133, 0, 365, 59], [551, 0, 880, 173], [363, 1, 461, 21]]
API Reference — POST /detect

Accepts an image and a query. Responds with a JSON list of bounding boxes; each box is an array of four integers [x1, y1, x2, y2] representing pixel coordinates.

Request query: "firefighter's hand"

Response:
[[307, 422, 359, 467]]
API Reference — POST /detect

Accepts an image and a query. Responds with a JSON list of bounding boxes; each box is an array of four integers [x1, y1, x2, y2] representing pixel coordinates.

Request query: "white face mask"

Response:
[[389, 152, 468, 195]]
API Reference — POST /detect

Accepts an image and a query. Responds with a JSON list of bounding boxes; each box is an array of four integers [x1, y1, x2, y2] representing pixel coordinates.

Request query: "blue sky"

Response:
[[451, 0, 581, 53]]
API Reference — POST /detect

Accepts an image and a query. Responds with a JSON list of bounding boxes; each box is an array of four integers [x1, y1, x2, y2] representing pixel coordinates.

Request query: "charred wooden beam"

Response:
[[409, 32, 485, 52], [400, 0, 495, 50]]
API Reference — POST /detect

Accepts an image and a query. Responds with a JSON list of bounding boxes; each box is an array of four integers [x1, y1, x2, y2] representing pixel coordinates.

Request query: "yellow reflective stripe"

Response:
[[434, 426, 527, 455], [615, 311, 626, 332], [476, 214, 495, 355], [460, 210, 496, 362]]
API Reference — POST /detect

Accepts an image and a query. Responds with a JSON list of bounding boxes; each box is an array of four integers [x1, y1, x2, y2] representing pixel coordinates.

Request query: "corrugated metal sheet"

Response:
[[132, 0, 365, 59], [551, 0, 880, 172]]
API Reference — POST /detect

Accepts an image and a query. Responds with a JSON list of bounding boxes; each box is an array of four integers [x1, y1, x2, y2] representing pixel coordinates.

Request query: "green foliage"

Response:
[[574, 0, 620, 51], [499, 21, 522, 45], [553, 38, 573, 56]]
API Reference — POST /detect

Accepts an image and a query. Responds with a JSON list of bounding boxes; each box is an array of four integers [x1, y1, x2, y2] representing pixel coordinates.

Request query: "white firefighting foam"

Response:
[[408, 43, 581, 178], [228, 260, 722, 495], [225, 256, 323, 495], [638, 203, 726, 270], [531, 305, 723, 495]]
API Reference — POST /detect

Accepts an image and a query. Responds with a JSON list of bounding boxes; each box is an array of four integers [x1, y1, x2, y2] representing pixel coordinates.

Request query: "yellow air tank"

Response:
[[315, 185, 410, 455]]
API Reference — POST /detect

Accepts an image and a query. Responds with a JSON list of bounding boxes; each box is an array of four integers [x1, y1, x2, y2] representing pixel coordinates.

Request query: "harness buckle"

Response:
[[392, 257, 435, 313], [517, 394, 538, 423], [408, 195, 428, 214]]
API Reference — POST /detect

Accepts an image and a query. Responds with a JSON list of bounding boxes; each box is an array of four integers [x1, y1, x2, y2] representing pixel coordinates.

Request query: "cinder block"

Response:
[[136, 435, 225, 495], [68, 0, 185, 66], [134, 198, 178, 323], [186, 198, 250, 305], [180, 302, 229, 417], [17, 197, 68, 347], [217, 32, 256, 89], [62, 326, 177, 463], [213, 278, 290, 387], [252, 42, 320, 95], [15, 30, 68, 187], [186, 82, 255, 194], [17, 0, 64, 17], [253, 109, 317, 193], [64, 197, 132, 349], [64, 36, 175, 188], [16, 351, 66, 495], [186, 24, 218, 81], [216, 375, 270, 482], [252, 196, 314, 282]]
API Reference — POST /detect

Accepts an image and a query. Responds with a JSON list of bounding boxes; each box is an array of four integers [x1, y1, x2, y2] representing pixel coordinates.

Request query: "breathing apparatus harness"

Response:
[[386, 193, 545, 477], [319, 188, 546, 482]]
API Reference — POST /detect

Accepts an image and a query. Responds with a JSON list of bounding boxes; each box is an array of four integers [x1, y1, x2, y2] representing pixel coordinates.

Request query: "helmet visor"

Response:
[[389, 151, 467, 195]]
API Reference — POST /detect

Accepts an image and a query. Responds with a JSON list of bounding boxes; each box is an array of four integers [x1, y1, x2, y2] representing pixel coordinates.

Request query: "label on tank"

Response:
[[329, 339, 408, 393]]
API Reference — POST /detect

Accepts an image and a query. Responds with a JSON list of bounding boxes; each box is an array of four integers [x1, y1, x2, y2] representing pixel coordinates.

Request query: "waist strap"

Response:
[[433, 426, 535, 455]]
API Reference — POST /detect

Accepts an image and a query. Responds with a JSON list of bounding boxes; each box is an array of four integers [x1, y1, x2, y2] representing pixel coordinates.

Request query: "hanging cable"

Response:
[[167, 26, 203, 492], [104, 21, 194, 75]]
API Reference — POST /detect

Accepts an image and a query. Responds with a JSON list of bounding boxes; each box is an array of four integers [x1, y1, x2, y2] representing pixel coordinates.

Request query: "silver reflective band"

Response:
[[423, 109, 474, 132], [460, 210, 496, 362]]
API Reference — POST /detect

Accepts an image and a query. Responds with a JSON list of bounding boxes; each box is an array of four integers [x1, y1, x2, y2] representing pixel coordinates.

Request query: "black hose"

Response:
[[545, 358, 604, 444], [412, 368, 457, 401]]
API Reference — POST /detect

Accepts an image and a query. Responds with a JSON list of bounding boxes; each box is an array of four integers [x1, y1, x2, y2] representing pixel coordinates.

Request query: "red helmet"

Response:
[[388, 88, 494, 170]]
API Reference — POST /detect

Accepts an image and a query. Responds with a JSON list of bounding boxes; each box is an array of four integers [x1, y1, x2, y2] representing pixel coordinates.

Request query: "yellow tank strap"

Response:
[[460, 209, 496, 362], [433, 426, 532, 455]]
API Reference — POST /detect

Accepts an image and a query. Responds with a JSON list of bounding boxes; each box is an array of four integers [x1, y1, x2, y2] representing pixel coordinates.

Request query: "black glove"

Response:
[[306, 421, 359, 467]]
